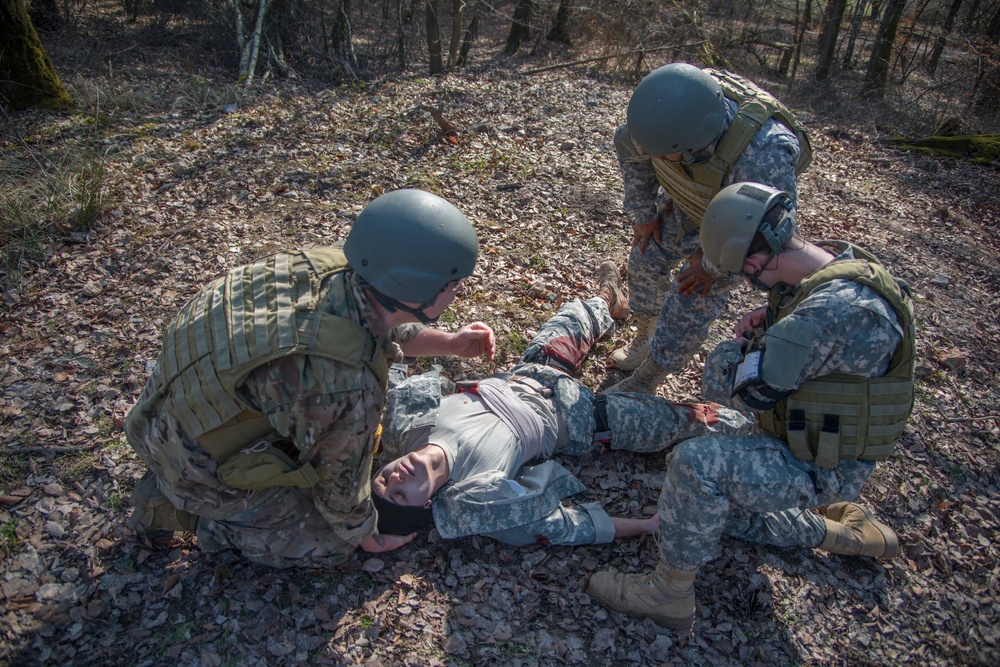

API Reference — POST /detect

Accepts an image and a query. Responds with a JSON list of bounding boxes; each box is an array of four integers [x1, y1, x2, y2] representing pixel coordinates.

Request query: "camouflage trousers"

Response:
[[627, 229, 740, 373], [126, 384, 359, 569], [657, 433, 877, 571], [509, 298, 753, 457]]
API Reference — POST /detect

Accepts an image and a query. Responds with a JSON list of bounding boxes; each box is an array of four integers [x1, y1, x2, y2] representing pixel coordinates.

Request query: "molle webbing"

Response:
[[650, 68, 812, 238], [153, 247, 389, 462], [757, 247, 915, 466]]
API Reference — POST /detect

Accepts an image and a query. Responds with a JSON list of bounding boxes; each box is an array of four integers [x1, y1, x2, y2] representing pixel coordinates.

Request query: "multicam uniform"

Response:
[[126, 248, 420, 568], [381, 298, 753, 546], [655, 244, 911, 570], [616, 95, 801, 372]]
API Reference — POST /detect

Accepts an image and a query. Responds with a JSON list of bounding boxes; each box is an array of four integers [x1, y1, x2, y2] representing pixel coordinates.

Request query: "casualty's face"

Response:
[[373, 451, 434, 508]]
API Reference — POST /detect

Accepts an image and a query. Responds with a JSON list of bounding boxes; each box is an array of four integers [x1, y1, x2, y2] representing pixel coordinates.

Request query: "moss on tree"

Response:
[[887, 134, 1000, 165], [0, 0, 73, 111]]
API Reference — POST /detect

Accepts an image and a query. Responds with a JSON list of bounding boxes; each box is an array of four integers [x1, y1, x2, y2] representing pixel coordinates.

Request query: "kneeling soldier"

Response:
[[587, 182, 915, 629]]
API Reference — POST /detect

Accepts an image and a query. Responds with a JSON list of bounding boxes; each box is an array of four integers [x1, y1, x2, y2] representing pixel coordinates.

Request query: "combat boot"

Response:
[[586, 561, 698, 630], [819, 502, 899, 559], [597, 260, 629, 320], [605, 355, 670, 395], [609, 316, 656, 370], [127, 471, 196, 533]]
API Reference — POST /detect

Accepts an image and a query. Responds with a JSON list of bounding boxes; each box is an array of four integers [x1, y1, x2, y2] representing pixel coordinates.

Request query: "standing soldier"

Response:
[[588, 183, 914, 629], [609, 62, 811, 394], [125, 189, 496, 567]]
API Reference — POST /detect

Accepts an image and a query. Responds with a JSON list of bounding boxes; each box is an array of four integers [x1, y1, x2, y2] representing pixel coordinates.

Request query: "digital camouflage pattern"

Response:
[[616, 96, 801, 372], [383, 298, 753, 546], [656, 246, 906, 571], [126, 267, 418, 568]]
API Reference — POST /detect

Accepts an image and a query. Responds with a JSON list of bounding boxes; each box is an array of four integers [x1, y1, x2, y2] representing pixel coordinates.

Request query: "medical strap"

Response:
[[460, 378, 548, 462]]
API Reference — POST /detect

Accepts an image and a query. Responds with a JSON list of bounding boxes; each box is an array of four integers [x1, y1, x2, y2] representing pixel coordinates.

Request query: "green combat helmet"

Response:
[[700, 182, 796, 273], [344, 189, 479, 306], [627, 63, 726, 155]]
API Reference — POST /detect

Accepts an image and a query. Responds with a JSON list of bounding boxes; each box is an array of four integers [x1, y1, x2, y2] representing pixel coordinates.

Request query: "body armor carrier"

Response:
[[756, 243, 915, 467], [650, 69, 813, 238], [147, 246, 390, 468]]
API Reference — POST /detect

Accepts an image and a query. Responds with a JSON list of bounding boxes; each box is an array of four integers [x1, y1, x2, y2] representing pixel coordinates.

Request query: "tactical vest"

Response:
[[756, 243, 915, 468], [650, 69, 813, 237], [148, 246, 391, 470]]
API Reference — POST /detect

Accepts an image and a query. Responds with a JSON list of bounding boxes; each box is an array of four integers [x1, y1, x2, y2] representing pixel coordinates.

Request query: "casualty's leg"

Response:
[[518, 298, 614, 376]]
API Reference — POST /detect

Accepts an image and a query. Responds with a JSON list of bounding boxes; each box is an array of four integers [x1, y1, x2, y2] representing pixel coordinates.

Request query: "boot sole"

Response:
[[827, 502, 900, 559]]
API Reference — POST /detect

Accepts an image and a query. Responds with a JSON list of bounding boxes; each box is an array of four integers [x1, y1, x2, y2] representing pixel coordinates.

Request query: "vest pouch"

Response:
[[216, 441, 319, 490], [814, 415, 841, 469], [784, 409, 811, 463]]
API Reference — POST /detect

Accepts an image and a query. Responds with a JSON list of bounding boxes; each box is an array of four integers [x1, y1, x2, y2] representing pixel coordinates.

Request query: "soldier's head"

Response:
[[700, 182, 797, 287], [627, 63, 727, 158], [370, 447, 446, 535], [344, 189, 479, 324]]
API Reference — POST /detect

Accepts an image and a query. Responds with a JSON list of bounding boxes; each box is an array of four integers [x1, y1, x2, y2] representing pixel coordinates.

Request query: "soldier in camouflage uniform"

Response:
[[370, 264, 753, 547], [124, 190, 497, 568], [609, 63, 809, 395], [588, 183, 915, 629]]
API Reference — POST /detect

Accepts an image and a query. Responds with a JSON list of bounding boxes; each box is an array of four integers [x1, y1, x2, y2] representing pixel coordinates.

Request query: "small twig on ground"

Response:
[[941, 415, 1000, 423], [522, 42, 706, 75], [0, 444, 98, 454]]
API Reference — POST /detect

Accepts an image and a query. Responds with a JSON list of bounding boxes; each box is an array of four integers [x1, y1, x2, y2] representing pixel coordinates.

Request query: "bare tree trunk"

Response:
[[892, 0, 932, 84], [546, 0, 572, 44], [842, 0, 871, 69], [791, 0, 811, 79], [928, 0, 965, 76], [815, 0, 847, 80], [395, 0, 407, 69], [426, 0, 443, 73], [861, 0, 908, 99], [447, 0, 464, 68], [457, 0, 480, 67], [505, 0, 534, 54], [971, 60, 1000, 114], [332, 0, 359, 76], [0, 0, 73, 110]]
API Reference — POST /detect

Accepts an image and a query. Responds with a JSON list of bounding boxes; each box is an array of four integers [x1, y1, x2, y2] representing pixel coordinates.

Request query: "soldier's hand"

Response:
[[675, 252, 714, 296], [451, 322, 496, 361], [360, 531, 416, 553], [734, 307, 768, 346], [631, 215, 663, 254]]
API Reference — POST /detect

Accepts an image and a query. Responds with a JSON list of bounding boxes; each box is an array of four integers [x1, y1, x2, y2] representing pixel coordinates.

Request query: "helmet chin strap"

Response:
[[369, 288, 440, 325], [744, 253, 776, 292]]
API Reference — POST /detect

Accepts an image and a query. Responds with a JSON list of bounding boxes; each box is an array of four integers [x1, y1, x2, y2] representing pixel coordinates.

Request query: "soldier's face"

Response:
[[373, 452, 434, 507], [420, 279, 465, 320]]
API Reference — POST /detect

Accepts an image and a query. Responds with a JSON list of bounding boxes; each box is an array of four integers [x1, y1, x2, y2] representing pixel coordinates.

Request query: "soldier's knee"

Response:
[[668, 437, 723, 475]]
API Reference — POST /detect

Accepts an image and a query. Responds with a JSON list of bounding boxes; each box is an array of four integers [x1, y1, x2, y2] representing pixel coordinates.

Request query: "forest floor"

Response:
[[2, 11, 1000, 667]]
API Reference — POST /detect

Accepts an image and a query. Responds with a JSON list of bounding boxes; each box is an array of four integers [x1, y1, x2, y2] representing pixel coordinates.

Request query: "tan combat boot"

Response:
[[127, 471, 196, 533], [819, 502, 899, 559], [586, 561, 698, 630], [605, 355, 670, 395], [597, 260, 629, 320], [609, 316, 656, 370]]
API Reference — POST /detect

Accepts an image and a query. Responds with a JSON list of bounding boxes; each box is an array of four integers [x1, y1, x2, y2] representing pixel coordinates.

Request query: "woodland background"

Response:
[[1, 1, 999, 666]]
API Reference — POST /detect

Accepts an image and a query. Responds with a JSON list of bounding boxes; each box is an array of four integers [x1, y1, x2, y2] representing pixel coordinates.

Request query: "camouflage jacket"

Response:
[[381, 369, 616, 546], [702, 245, 905, 414], [127, 266, 421, 548], [616, 97, 800, 237]]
